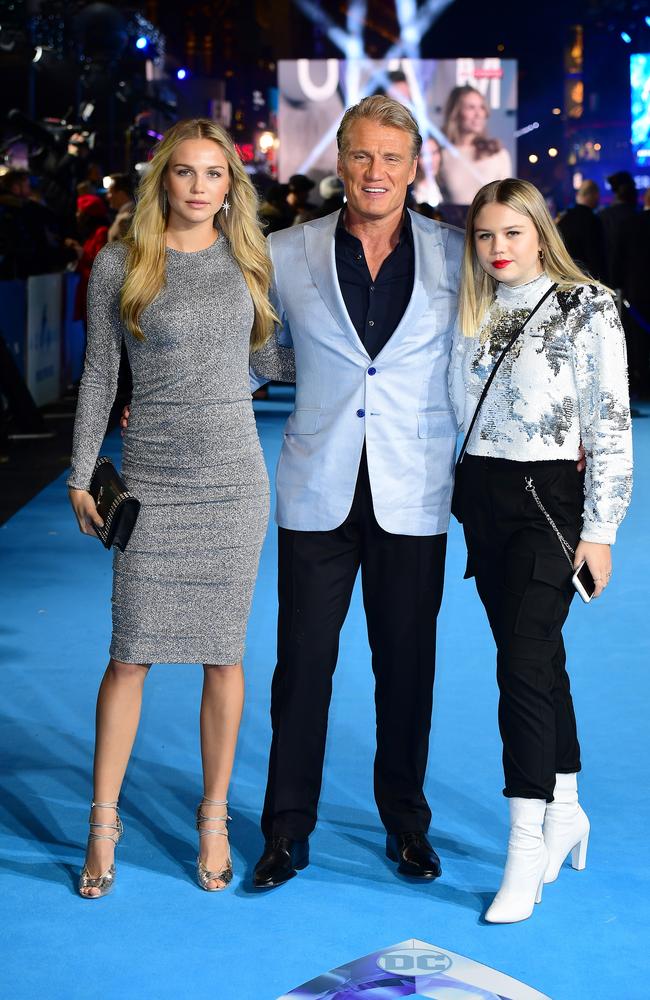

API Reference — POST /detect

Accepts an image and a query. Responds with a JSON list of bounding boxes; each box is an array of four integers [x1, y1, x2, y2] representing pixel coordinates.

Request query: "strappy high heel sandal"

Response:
[[78, 799, 124, 899], [196, 797, 233, 891]]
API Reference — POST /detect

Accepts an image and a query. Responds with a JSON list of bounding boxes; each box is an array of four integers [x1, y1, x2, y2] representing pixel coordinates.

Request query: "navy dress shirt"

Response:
[[335, 210, 415, 359]]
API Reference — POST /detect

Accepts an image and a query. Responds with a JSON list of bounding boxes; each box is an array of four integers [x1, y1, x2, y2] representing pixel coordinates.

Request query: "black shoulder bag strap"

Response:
[[456, 282, 558, 467]]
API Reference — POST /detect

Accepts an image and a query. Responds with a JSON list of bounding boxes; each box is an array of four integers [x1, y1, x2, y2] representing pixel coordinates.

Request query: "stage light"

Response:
[[646, 16, 650, 28], [176, 68, 187, 80], [548, 147, 558, 157], [292, 0, 454, 174], [594, 142, 602, 151], [552, 107, 562, 115], [621, 32, 632, 44], [103, 175, 113, 189], [32, 46, 43, 63], [136, 36, 148, 50], [258, 131, 275, 153], [515, 121, 540, 138], [529, 154, 539, 164]]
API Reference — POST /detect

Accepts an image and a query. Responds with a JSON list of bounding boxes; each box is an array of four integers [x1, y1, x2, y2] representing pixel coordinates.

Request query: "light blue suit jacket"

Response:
[[268, 209, 463, 536]]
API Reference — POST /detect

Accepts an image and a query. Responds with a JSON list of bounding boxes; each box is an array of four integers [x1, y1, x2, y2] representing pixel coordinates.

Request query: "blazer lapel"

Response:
[[374, 210, 444, 361], [303, 215, 370, 359]]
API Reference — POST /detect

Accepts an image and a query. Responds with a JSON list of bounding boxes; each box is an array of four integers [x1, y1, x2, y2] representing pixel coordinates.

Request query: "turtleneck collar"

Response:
[[495, 270, 552, 307]]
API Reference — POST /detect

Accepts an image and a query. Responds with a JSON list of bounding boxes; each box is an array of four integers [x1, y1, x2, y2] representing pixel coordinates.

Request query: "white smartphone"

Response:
[[572, 560, 596, 603]]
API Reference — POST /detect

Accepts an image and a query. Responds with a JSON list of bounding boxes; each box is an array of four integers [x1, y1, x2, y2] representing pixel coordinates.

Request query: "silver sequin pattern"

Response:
[[68, 238, 295, 664], [449, 273, 633, 544]]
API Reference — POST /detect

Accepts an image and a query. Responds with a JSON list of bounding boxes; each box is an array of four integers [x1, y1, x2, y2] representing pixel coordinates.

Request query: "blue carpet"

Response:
[[1, 403, 649, 1000]]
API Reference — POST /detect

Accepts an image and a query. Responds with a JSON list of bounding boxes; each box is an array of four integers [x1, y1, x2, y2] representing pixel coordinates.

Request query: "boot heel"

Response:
[[571, 831, 589, 871]]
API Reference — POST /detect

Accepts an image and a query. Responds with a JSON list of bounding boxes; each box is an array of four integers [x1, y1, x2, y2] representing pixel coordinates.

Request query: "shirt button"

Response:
[[368, 367, 377, 375], [370, 285, 375, 292], [368, 320, 375, 326], [356, 254, 363, 260], [356, 408, 365, 418]]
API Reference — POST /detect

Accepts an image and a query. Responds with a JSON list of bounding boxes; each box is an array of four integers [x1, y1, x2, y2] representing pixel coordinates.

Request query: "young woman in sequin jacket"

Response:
[[449, 178, 632, 924]]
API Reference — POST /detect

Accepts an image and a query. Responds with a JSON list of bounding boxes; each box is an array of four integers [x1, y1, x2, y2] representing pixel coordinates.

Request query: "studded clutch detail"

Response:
[[89, 457, 140, 551]]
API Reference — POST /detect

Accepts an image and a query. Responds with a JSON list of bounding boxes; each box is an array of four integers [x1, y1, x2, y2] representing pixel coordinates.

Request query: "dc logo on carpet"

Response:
[[279, 938, 551, 999], [377, 945, 452, 976]]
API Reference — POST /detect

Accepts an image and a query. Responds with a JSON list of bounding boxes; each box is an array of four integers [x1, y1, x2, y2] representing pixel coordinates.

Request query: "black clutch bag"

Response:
[[89, 457, 140, 551]]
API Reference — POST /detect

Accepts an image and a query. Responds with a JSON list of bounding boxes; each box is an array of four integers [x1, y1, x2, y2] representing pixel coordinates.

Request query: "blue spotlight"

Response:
[[646, 16, 650, 28], [177, 68, 187, 80], [620, 31, 632, 44], [136, 37, 148, 50]]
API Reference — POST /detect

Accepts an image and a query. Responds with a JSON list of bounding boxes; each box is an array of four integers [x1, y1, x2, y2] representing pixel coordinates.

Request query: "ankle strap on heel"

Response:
[[88, 800, 123, 844], [196, 798, 231, 838]]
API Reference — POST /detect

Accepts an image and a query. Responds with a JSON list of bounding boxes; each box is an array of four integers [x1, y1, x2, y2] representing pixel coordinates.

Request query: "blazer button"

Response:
[[367, 367, 377, 375], [356, 408, 365, 418]]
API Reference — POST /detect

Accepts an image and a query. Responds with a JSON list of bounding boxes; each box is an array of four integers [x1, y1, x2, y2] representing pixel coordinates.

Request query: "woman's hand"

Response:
[[120, 404, 130, 437], [573, 540, 611, 599], [68, 488, 104, 538]]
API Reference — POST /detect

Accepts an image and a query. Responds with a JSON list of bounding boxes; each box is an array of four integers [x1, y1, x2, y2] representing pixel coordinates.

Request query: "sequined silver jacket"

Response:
[[449, 272, 633, 544]]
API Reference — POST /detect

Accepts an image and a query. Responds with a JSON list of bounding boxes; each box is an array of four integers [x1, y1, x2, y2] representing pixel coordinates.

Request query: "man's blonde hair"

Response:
[[336, 95, 423, 160]]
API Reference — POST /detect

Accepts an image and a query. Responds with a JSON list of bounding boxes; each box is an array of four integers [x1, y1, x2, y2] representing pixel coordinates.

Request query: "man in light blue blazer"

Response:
[[254, 96, 464, 889]]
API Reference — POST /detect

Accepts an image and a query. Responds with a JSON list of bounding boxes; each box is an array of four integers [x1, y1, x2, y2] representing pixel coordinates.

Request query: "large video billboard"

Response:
[[277, 58, 517, 208], [631, 54, 650, 166]]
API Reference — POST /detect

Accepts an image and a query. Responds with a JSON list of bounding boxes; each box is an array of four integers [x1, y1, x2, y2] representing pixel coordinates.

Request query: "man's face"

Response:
[[338, 118, 417, 222], [106, 183, 118, 209], [106, 183, 122, 209]]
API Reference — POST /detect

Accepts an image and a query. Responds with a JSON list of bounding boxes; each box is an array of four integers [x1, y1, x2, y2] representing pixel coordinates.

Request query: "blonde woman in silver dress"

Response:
[[68, 119, 293, 897]]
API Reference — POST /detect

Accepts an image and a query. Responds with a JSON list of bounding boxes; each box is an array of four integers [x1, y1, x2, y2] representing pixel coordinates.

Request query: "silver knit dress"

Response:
[[68, 237, 293, 664]]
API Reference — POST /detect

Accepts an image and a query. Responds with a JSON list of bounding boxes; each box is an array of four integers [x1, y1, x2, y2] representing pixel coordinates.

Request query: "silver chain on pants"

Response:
[[524, 477, 575, 568]]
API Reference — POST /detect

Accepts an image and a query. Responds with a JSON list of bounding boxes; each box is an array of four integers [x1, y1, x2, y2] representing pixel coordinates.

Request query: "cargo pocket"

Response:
[[511, 552, 572, 642]]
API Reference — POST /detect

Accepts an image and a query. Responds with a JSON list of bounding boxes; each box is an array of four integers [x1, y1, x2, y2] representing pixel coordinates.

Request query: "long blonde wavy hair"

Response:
[[120, 118, 275, 349], [459, 178, 606, 336], [443, 86, 501, 159]]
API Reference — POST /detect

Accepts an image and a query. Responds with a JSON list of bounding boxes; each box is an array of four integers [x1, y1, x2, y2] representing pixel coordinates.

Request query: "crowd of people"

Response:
[[557, 171, 650, 397], [61, 97, 634, 934], [0, 167, 136, 309]]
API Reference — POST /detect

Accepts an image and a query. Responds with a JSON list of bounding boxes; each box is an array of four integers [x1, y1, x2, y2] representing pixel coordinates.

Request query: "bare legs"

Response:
[[80, 658, 244, 896], [198, 663, 244, 889], [81, 659, 150, 897]]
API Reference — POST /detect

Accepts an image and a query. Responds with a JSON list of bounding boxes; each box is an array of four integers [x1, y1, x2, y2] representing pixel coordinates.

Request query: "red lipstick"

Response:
[[492, 260, 512, 269]]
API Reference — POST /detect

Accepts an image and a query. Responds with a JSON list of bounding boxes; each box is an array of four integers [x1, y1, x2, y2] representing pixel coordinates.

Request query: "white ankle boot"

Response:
[[485, 797, 548, 924], [543, 772, 590, 884]]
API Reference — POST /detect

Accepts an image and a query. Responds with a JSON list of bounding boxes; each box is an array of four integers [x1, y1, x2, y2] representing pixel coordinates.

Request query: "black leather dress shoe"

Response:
[[386, 832, 442, 879], [252, 837, 309, 888]]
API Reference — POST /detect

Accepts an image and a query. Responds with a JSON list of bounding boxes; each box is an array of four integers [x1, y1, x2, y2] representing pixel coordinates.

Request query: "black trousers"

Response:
[[460, 455, 583, 802], [261, 450, 447, 839]]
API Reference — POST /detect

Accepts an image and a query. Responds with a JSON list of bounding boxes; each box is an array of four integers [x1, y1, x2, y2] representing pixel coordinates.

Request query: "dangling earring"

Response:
[[538, 248, 545, 263], [220, 194, 231, 219]]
